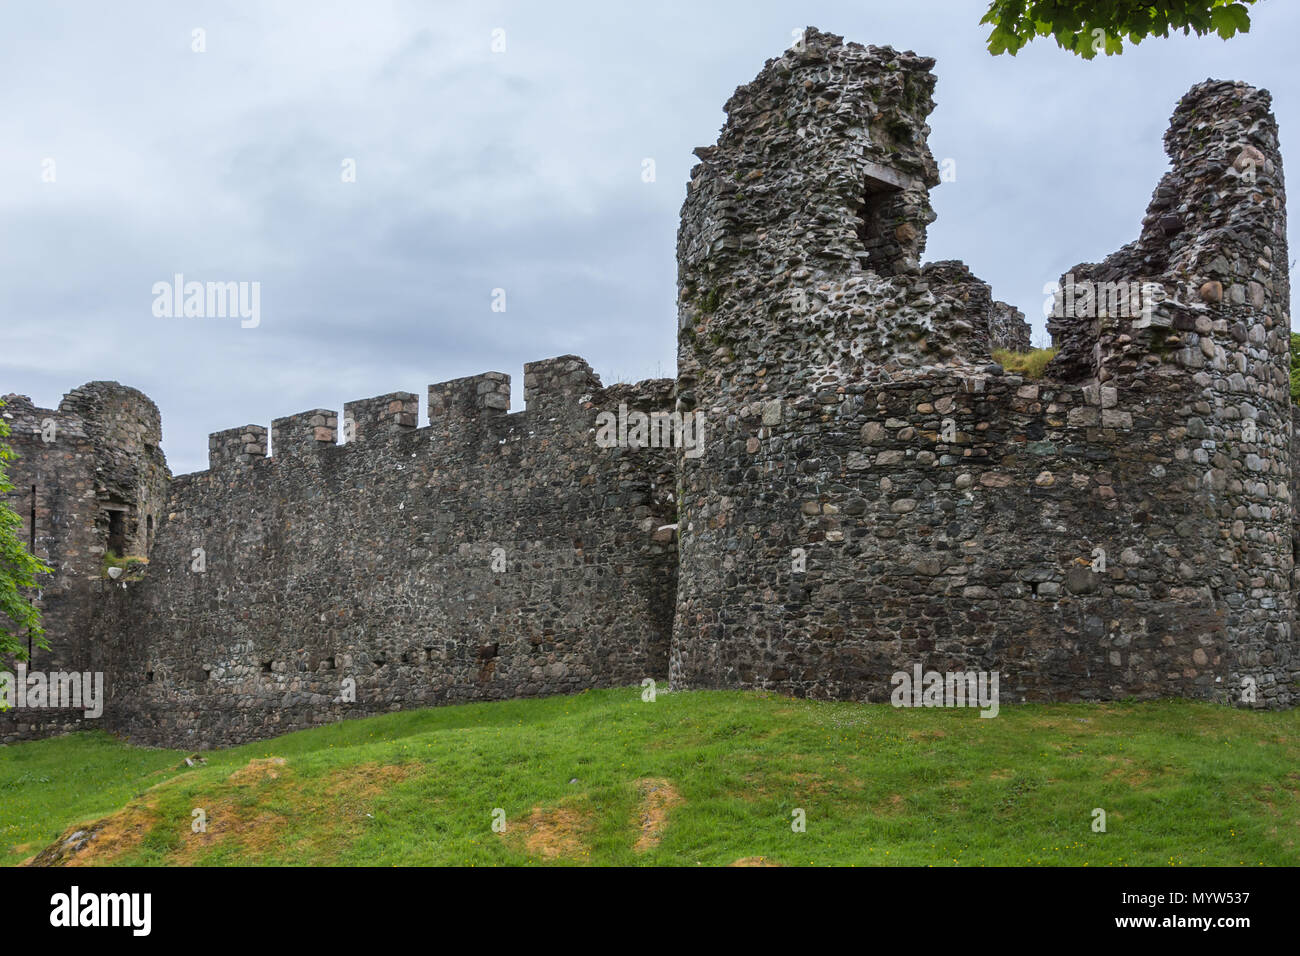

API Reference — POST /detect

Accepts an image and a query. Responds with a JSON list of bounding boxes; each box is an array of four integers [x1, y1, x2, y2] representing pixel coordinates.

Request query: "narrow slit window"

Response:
[[106, 509, 126, 556]]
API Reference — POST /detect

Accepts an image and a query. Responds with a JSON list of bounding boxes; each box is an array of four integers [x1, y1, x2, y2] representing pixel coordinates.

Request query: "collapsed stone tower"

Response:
[[0, 384, 168, 735], [670, 27, 1296, 706]]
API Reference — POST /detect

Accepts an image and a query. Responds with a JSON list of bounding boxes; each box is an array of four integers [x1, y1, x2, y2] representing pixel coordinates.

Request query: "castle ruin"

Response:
[[3, 28, 1295, 748]]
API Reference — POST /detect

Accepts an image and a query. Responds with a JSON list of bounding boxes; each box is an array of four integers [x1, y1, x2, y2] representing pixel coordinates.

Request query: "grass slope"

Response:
[[2, 687, 1297, 866]]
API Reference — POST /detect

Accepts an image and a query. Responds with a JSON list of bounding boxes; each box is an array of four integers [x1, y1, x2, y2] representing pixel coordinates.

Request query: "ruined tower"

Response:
[[670, 28, 1297, 707], [0, 384, 168, 738]]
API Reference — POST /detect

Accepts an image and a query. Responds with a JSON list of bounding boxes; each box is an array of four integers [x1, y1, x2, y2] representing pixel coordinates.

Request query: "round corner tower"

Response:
[[670, 27, 996, 697], [671, 30, 1296, 708]]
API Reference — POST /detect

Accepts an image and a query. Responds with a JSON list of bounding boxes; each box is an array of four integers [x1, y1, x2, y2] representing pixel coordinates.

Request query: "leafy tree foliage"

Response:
[[1290, 333, 1300, 406], [983, 1, 1259, 59], [0, 400, 51, 664]]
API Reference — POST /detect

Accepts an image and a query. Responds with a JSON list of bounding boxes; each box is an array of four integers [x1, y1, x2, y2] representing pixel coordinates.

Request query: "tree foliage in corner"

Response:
[[983, 1, 1259, 59], [1290, 333, 1300, 406], [0, 400, 51, 664]]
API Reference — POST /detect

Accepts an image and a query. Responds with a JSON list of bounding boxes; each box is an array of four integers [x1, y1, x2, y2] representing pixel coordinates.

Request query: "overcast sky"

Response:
[[2, 0, 1296, 474]]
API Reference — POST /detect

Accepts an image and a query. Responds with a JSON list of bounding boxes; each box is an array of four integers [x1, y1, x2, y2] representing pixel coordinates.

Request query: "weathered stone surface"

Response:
[[990, 301, 1032, 352], [669, 29, 1296, 711], [2, 364, 678, 747]]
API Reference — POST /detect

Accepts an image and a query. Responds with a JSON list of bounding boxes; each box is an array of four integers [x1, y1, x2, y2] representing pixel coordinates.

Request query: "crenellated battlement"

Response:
[[344, 392, 418, 443], [87, 352, 679, 747], [427, 372, 510, 445], [524, 355, 602, 421], [271, 408, 338, 457], [208, 425, 267, 469], [196, 355, 670, 478]]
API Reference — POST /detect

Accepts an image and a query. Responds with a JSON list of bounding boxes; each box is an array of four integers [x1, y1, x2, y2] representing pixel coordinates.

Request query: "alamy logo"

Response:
[[0, 665, 103, 718], [152, 274, 260, 328], [1043, 273, 1163, 322], [890, 664, 999, 718], [594, 404, 706, 459], [49, 886, 151, 936]]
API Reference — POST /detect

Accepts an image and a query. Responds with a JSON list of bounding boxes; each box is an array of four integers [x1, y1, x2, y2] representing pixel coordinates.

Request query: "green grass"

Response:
[[2, 688, 1297, 866], [993, 347, 1058, 379], [101, 551, 148, 580]]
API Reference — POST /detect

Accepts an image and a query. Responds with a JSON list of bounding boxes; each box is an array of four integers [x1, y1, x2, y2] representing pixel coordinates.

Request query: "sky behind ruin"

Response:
[[2, 0, 1298, 474]]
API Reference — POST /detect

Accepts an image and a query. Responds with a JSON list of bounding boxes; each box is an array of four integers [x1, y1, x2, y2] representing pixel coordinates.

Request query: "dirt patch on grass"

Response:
[[729, 856, 781, 866], [174, 760, 411, 864], [1102, 756, 1152, 786], [227, 756, 287, 786], [173, 801, 287, 863], [26, 802, 159, 867], [1282, 773, 1300, 798], [905, 729, 947, 741], [30, 757, 415, 867], [324, 763, 410, 799], [790, 772, 832, 794], [738, 768, 849, 802], [503, 805, 594, 861], [874, 792, 908, 815], [633, 777, 683, 852], [167, 757, 295, 862]]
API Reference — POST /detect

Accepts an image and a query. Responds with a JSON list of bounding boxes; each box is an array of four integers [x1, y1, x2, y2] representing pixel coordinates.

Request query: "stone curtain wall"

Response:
[[100, 358, 677, 748], [671, 28, 1297, 707]]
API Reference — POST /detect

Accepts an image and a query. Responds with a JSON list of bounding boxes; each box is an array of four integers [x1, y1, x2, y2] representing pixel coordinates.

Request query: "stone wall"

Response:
[[990, 301, 1032, 353], [97, 358, 677, 748], [1047, 79, 1295, 705]]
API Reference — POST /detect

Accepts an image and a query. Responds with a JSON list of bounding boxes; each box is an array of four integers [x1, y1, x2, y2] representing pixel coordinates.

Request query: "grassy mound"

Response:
[[2, 688, 1297, 866]]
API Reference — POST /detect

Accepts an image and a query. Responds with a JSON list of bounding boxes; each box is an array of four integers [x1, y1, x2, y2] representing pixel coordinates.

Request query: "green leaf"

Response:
[[981, 0, 1262, 59], [1210, 7, 1240, 38]]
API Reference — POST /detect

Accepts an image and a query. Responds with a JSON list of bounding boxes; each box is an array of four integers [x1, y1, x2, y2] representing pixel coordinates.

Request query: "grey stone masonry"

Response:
[[670, 28, 1297, 709], [271, 409, 338, 457], [209, 425, 268, 469], [990, 301, 1032, 352], [343, 393, 418, 443]]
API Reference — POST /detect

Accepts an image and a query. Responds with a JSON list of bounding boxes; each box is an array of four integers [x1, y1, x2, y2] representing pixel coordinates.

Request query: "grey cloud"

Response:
[[2, 0, 1297, 474]]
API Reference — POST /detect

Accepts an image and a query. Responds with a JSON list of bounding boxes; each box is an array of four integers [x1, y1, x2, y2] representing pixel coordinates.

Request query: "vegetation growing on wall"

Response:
[[0, 400, 51, 666], [992, 347, 1058, 379], [1290, 332, 1300, 405]]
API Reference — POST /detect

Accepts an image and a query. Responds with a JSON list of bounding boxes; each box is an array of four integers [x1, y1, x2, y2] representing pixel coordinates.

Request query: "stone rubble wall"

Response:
[[96, 358, 678, 748], [1044, 80, 1295, 704], [990, 301, 1032, 353]]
